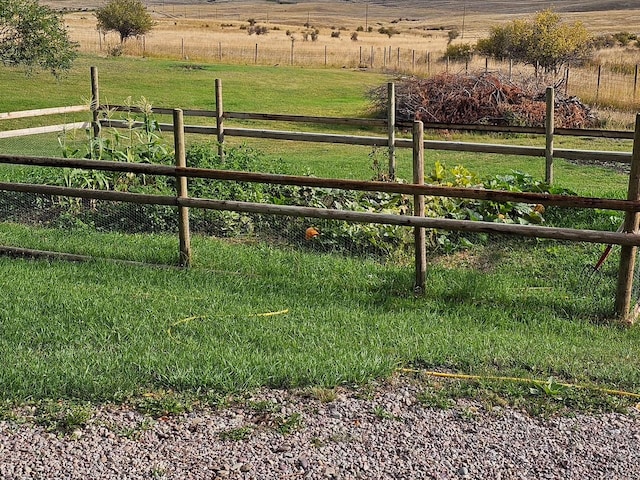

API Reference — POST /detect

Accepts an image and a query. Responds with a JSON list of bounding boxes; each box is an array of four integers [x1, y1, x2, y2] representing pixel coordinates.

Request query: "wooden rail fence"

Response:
[[1, 68, 640, 322]]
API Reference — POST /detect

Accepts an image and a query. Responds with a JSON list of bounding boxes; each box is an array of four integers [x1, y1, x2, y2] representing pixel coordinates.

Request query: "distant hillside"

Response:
[[363, 0, 638, 14], [44, 0, 640, 15]]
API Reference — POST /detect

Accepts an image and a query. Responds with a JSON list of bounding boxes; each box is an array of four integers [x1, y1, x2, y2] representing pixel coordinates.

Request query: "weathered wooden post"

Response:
[[90, 66, 100, 139], [215, 78, 224, 162], [174, 109, 192, 267], [387, 82, 396, 179], [596, 64, 602, 103], [545, 86, 554, 184], [413, 120, 426, 293], [615, 113, 640, 324], [290, 37, 294, 65]]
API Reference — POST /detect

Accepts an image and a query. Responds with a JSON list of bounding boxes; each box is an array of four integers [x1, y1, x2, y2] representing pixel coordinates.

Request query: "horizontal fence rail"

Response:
[[0, 122, 91, 140], [0, 105, 89, 121], [1, 154, 639, 213], [98, 119, 633, 164], [1, 176, 640, 248]]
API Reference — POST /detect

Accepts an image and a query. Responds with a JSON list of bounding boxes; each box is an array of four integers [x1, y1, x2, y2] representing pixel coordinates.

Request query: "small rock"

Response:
[[240, 463, 252, 472], [324, 466, 337, 478]]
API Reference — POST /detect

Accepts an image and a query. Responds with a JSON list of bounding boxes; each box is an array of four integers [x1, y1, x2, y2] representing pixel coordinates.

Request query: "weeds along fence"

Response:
[[2, 68, 640, 322]]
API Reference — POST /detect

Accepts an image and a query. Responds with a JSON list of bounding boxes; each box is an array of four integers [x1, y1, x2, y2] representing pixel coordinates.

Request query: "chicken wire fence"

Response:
[[0, 188, 632, 319]]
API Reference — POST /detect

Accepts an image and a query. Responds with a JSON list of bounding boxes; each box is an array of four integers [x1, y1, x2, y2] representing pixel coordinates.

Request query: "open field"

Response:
[[40, 0, 640, 111]]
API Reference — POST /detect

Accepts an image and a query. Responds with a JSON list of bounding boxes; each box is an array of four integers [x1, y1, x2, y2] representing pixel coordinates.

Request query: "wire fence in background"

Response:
[[68, 26, 640, 111]]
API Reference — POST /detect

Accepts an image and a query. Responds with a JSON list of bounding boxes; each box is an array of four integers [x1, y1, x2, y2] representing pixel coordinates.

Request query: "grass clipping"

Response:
[[369, 72, 597, 128]]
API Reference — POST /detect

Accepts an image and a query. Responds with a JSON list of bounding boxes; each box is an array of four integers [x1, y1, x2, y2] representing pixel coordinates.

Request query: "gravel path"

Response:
[[2, 374, 639, 480]]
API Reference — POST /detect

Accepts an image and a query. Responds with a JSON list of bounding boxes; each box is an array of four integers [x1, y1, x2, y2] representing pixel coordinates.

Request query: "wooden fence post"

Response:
[[634, 64, 638, 101], [215, 78, 224, 162], [413, 120, 426, 293], [174, 108, 192, 267], [545, 86, 554, 184], [290, 37, 294, 65], [596, 65, 602, 103], [615, 113, 640, 324], [90, 66, 100, 139], [387, 82, 396, 179]]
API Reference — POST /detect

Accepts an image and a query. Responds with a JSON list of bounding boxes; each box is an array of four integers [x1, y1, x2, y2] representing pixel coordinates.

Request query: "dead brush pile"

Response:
[[369, 72, 597, 128]]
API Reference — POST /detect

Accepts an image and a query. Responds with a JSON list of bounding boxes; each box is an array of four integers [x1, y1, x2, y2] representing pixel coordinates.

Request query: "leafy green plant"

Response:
[[372, 405, 396, 420], [219, 426, 253, 441], [529, 377, 567, 400], [34, 400, 94, 435], [133, 392, 190, 418], [247, 399, 281, 413], [274, 412, 303, 435], [422, 162, 578, 253]]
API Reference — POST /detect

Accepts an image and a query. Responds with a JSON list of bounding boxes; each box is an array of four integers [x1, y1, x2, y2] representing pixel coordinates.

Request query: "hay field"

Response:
[[57, 2, 638, 57], [44, 1, 640, 113]]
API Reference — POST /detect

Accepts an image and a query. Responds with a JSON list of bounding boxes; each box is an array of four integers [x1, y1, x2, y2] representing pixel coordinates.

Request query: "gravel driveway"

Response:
[[2, 374, 639, 480]]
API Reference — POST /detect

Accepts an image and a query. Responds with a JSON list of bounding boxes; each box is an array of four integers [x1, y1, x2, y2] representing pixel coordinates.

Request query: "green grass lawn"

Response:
[[1, 55, 639, 413], [1, 224, 638, 407]]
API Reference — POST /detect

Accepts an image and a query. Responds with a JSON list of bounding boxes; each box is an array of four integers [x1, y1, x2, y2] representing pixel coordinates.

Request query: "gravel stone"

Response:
[[1, 375, 639, 479]]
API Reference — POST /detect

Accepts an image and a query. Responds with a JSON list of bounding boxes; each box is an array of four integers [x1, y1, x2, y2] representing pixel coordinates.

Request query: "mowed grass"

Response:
[[1, 55, 639, 407], [1, 223, 639, 404]]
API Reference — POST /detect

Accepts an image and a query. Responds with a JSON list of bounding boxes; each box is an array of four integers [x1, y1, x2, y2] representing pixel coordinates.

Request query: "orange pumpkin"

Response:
[[305, 227, 320, 240]]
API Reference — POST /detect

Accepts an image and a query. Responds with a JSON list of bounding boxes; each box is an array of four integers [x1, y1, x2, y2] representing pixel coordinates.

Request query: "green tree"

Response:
[[476, 9, 591, 73], [0, 0, 77, 76], [444, 43, 473, 61], [95, 0, 155, 44]]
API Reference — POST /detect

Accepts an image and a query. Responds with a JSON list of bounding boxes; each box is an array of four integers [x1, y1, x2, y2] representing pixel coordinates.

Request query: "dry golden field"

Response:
[[42, 1, 640, 112]]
